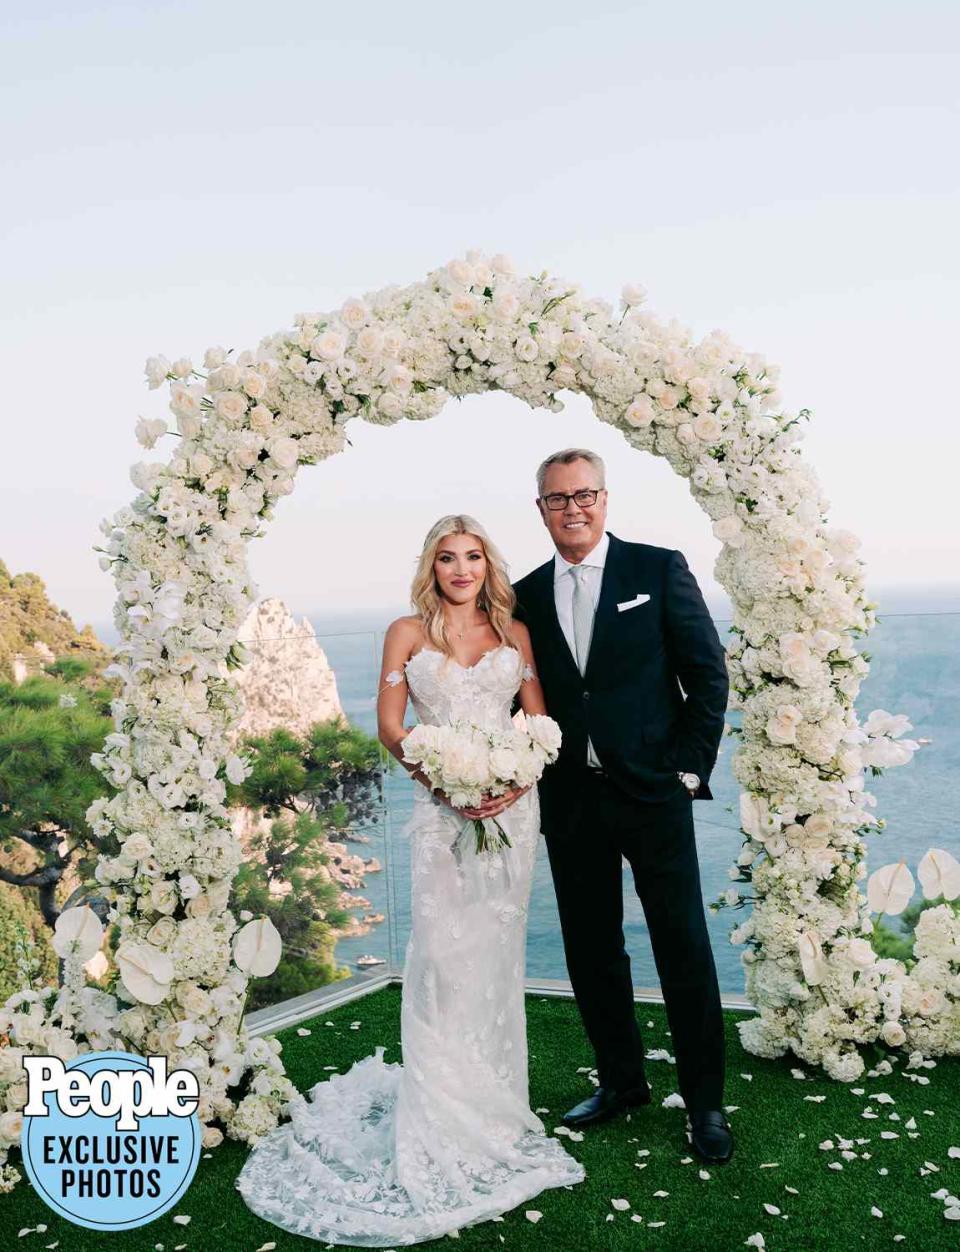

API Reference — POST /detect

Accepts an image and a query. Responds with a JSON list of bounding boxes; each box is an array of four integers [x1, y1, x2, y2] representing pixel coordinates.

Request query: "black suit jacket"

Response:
[[512, 532, 729, 838]]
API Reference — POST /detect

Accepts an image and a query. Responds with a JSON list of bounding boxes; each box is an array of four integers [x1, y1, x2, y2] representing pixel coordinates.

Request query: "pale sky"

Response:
[[2, 1, 958, 633]]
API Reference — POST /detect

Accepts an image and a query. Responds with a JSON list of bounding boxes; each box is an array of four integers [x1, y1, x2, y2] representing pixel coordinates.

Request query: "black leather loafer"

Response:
[[561, 1083, 651, 1128], [688, 1109, 734, 1163]]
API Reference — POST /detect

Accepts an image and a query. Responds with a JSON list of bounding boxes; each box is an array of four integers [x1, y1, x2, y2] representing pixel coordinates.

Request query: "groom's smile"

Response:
[[537, 457, 608, 563]]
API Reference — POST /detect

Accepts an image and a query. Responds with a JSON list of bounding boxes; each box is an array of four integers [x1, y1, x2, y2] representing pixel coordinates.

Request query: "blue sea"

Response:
[[308, 597, 960, 996]]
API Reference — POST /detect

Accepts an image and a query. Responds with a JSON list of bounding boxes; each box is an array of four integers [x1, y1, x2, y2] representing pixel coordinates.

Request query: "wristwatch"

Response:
[[678, 771, 700, 793]]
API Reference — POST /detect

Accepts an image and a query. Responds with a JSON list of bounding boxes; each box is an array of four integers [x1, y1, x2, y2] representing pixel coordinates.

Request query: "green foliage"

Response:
[[0, 881, 58, 1001], [871, 896, 943, 964], [227, 718, 384, 1011], [0, 671, 118, 927]]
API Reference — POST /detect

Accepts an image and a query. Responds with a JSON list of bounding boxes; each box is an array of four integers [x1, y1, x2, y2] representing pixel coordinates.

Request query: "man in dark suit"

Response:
[[512, 447, 733, 1164]]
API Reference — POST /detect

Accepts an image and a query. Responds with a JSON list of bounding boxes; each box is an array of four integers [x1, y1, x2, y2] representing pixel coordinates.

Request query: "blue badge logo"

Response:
[[20, 1050, 201, 1231]]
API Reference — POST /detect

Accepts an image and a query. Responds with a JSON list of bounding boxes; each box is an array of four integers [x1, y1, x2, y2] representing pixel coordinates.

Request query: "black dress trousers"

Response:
[[545, 767, 725, 1112]]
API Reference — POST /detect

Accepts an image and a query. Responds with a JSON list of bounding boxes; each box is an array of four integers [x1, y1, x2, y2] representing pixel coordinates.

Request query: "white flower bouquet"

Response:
[[402, 715, 562, 855]]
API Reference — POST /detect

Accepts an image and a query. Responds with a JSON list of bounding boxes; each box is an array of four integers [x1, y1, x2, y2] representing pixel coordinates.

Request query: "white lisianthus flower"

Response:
[[135, 417, 168, 449], [144, 354, 171, 388], [515, 335, 539, 362], [692, 413, 723, 442]]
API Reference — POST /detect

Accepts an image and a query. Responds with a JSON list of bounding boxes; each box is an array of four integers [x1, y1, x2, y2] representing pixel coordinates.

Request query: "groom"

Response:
[[512, 447, 733, 1164]]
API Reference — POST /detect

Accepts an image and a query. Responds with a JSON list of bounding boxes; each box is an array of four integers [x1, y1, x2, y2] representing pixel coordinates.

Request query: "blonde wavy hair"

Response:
[[411, 515, 517, 657]]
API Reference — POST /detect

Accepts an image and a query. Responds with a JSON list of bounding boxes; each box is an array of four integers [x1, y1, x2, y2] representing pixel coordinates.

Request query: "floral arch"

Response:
[[2, 251, 958, 1187]]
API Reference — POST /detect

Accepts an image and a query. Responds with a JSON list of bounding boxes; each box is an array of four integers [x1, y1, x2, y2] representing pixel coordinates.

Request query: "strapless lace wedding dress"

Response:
[[235, 644, 586, 1245]]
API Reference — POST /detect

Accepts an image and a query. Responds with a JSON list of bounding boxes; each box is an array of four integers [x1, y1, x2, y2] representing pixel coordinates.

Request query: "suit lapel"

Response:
[[583, 532, 624, 682]]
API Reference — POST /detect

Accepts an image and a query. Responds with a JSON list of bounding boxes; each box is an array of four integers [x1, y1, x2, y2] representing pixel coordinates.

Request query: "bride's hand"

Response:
[[463, 785, 531, 821]]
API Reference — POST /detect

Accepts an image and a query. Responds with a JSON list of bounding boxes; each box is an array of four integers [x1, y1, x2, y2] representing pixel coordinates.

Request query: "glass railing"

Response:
[[231, 611, 959, 1020]]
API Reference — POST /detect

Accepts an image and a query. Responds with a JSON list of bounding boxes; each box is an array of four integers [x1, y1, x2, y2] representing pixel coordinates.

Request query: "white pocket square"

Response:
[[617, 593, 651, 612]]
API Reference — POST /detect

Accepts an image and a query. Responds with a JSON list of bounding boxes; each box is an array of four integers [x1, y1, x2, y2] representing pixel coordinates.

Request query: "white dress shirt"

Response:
[[553, 531, 609, 767]]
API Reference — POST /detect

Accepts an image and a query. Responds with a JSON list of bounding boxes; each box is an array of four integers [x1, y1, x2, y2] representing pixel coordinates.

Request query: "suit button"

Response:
[[583, 691, 590, 700]]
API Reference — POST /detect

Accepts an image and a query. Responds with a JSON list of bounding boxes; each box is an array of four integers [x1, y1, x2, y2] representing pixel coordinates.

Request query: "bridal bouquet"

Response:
[[402, 715, 562, 855]]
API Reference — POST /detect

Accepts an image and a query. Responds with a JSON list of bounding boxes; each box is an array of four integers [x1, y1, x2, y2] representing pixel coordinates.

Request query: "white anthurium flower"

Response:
[[798, 929, 828, 985], [866, 861, 915, 916], [52, 906, 104, 961], [917, 848, 960, 901], [115, 942, 175, 1005], [233, 917, 283, 977]]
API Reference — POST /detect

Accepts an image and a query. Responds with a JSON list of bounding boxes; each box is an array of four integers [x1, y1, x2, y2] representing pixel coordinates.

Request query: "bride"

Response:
[[236, 514, 586, 1245]]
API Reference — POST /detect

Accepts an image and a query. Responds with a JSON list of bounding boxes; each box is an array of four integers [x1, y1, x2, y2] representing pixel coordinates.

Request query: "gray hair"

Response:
[[535, 448, 606, 497]]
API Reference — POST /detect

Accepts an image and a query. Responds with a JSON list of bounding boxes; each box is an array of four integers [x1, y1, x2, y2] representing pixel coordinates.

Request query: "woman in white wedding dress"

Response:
[[236, 514, 585, 1245]]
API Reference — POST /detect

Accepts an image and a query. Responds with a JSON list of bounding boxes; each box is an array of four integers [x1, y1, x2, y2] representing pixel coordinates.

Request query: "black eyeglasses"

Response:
[[540, 489, 603, 511]]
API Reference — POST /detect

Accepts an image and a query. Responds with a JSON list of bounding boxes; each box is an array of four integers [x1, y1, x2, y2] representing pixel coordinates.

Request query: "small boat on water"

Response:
[[356, 954, 386, 968]]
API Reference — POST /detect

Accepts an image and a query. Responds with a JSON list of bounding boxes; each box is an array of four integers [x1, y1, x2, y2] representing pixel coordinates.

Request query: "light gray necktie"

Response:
[[570, 564, 594, 675]]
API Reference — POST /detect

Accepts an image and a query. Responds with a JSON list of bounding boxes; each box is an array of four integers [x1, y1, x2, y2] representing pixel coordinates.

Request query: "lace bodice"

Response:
[[400, 643, 533, 732]]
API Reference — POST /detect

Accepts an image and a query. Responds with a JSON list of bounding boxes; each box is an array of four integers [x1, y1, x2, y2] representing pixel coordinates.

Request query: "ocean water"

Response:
[[318, 608, 960, 995]]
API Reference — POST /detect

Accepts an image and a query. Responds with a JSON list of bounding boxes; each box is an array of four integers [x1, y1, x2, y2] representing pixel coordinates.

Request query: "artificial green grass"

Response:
[[2, 985, 958, 1250]]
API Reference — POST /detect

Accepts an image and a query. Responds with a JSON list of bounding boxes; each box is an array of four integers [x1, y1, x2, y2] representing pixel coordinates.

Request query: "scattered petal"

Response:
[[740, 1073, 753, 1082], [661, 1092, 685, 1108], [763, 1204, 781, 1216], [880, 1131, 899, 1140], [759, 1162, 780, 1169], [611, 1198, 631, 1211], [872, 1207, 883, 1218], [949, 1147, 960, 1159], [744, 1236, 766, 1249], [525, 1211, 542, 1223], [785, 1185, 799, 1194], [945, 1208, 960, 1221], [172, 1215, 191, 1226], [804, 1095, 826, 1103], [829, 1162, 843, 1171], [296, 1027, 311, 1037], [699, 1169, 711, 1180], [654, 1190, 669, 1197]]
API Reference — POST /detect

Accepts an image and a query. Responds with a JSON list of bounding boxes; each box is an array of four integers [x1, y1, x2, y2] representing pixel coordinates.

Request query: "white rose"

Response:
[[447, 258, 475, 287], [621, 283, 647, 308], [515, 335, 539, 362], [355, 326, 383, 357], [266, 436, 300, 469], [150, 879, 178, 915], [339, 298, 368, 330], [310, 330, 346, 361], [123, 832, 154, 861], [880, 1020, 906, 1046], [450, 293, 479, 320], [214, 391, 249, 422], [135, 417, 168, 449], [692, 413, 722, 442], [0, 1111, 24, 1144], [846, 938, 875, 968], [203, 346, 228, 369], [624, 396, 655, 427], [766, 704, 803, 745], [713, 515, 745, 547], [378, 391, 402, 419], [242, 370, 267, 399], [248, 404, 274, 433], [178, 873, 202, 900]]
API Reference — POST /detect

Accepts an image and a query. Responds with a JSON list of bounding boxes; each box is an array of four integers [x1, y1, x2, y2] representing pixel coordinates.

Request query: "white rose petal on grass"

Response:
[[662, 1092, 685, 1108], [525, 1211, 542, 1223], [871, 1207, 883, 1218], [740, 1073, 753, 1082], [233, 916, 282, 976], [172, 1215, 190, 1225], [654, 1189, 669, 1197], [611, 1198, 631, 1210], [945, 1208, 960, 1221], [785, 1186, 799, 1195], [699, 1169, 711, 1180], [947, 1146, 960, 1159], [745, 1236, 766, 1249], [296, 1027, 311, 1037]]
